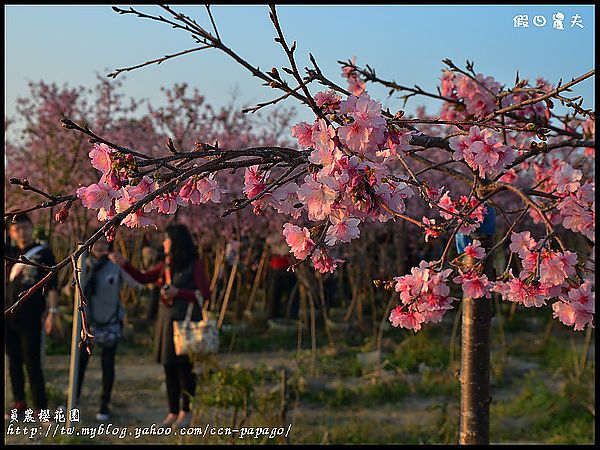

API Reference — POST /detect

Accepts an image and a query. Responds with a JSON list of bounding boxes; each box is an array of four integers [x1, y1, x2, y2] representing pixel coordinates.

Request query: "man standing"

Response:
[[5, 213, 59, 419]]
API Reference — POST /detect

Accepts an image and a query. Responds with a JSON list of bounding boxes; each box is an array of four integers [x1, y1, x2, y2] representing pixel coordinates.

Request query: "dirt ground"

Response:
[[4, 349, 453, 444], [4, 321, 595, 444]]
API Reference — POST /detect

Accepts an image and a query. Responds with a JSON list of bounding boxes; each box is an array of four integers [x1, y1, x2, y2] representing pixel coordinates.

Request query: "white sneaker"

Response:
[[96, 407, 110, 422]]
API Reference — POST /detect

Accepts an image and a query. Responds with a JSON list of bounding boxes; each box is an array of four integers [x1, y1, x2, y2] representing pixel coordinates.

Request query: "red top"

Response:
[[122, 259, 211, 304], [270, 255, 291, 269]]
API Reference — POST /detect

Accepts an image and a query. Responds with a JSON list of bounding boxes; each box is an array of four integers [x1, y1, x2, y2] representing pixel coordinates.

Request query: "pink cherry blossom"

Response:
[[282, 223, 315, 260], [492, 275, 547, 308], [178, 177, 223, 205], [312, 247, 342, 273], [552, 284, 594, 331], [438, 192, 459, 220], [389, 306, 425, 332], [553, 162, 582, 195], [325, 212, 360, 245], [127, 176, 156, 200], [557, 195, 594, 242], [314, 90, 341, 111], [271, 183, 302, 219], [464, 239, 486, 260], [422, 217, 441, 242], [453, 271, 491, 299], [88, 143, 113, 174], [341, 57, 366, 96], [449, 126, 514, 177], [153, 192, 179, 215], [97, 204, 117, 222], [243, 165, 269, 200], [296, 175, 337, 221], [509, 231, 536, 258], [76, 182, 119, 211], [539, 250, 576, 286], [291, 121, 314, 148], [310, 119, 336, 153], [114, 189, 155, 229], [338, 120, 372, 154]]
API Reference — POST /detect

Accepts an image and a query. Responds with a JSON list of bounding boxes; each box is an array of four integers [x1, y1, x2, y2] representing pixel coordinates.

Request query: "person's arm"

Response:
[[120, 268, 145, 290], [176, 259, 211, 304], [109, 252, 164, 284]]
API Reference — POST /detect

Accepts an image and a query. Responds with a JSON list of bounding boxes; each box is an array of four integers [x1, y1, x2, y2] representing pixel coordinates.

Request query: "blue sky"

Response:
[[5, 5, 595, 132]]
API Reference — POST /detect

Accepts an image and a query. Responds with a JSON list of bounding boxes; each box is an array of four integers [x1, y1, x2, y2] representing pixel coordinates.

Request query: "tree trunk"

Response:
[[459, 234, 494, 444]]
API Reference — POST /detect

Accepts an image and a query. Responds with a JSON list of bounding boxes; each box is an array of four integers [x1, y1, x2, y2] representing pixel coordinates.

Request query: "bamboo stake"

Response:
[[246, 246, 268, 312], [66, 244, 87, 428], [217, 252, 240, 329], [210, 240, 224, 294]]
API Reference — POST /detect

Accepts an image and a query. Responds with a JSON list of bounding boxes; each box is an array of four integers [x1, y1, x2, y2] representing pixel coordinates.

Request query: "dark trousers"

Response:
[[164, 362, 196, 414], [77, 343, 118, 409], [146, 287, 160, 321], [267, 268, 299, 319], [5, 318, 48, 410]]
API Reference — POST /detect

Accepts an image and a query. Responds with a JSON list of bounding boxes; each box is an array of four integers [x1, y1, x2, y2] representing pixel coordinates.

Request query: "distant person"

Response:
[[5, 213, 58, 420], [76, 234, 141, 422], [265, 231, 299, 320], [109, 223, 211, 429]]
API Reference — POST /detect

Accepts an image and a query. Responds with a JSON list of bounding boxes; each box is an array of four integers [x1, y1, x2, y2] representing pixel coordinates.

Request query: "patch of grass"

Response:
[[491, 371, 594, 444], [360, 379, 410, 405], [302, 378, 410, 408], [219, 328, 329, 353], [414, 370, 460, 397], [302, 384, 354, 408], [388, 328, 450, 373], [312, 351, 363, 377]]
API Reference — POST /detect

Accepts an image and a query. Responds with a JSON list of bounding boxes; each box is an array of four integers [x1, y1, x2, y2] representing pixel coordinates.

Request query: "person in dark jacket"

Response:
[[5, 213, 58, 420], [109, 223, 211, 429]]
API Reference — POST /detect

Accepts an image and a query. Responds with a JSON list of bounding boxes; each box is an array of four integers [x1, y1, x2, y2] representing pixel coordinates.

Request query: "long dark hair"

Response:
[[165, 223, 197, 272]]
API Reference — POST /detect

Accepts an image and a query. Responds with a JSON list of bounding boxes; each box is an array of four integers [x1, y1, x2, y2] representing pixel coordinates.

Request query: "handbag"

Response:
[[173, 299, 219, 356], [90, 321, 122, 347], [169, 265, 219, 356]]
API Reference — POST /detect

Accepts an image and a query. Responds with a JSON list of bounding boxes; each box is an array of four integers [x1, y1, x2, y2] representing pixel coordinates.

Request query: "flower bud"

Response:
[[179, 179, 194, 198], [54, 200, 73, 224], [55, 207, 69, 224], [104, 226, 117, 243]]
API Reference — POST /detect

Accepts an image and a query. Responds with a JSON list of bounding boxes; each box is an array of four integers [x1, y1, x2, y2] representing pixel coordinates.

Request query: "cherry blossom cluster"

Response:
[[553, 166, 595, 242], [530, 159, 595, 242], [492, 231, 594, 331], [449, 126, 515, 178], [245, 90, 416, 273], [440, 69, 553, 122], [389, 261, 458, 332], [76, 143, 225, 231], [440, 70, 502, 119]]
